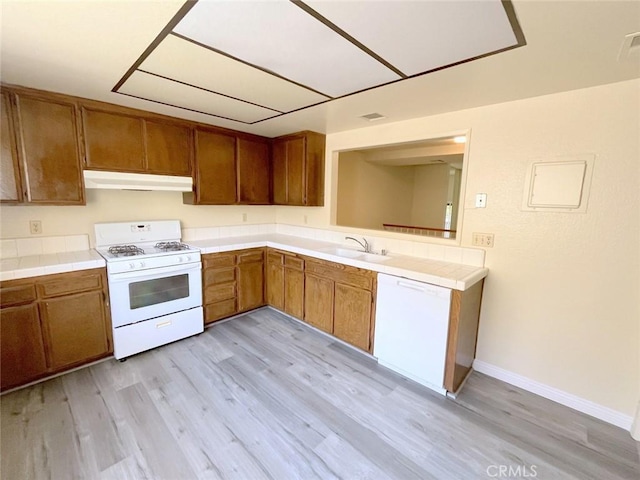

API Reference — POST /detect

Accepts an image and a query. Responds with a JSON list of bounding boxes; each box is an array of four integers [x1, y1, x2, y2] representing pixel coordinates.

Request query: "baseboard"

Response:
[[472, 359, 633, 431]]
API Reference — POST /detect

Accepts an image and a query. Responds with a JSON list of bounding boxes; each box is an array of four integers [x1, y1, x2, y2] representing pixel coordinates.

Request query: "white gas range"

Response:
[[95, 220, 203, 360]]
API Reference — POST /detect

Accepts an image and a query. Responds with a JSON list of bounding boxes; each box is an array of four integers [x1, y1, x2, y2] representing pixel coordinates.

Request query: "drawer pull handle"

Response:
[[156, 320, 172, 329]]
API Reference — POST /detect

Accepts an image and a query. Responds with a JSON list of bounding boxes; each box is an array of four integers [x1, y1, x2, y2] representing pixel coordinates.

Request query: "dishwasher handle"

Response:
[[395, 279, 448, 297]]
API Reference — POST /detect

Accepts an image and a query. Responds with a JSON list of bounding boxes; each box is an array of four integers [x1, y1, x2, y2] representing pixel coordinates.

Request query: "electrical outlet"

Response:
[[30, 220, 42, 235], [472, 232, 494, 247], [303, 215, 308, 224], [242, 213, 247, 222]]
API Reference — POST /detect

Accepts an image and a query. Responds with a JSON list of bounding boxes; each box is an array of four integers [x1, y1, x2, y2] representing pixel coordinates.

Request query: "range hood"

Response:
[[83, 170, 193, 192]]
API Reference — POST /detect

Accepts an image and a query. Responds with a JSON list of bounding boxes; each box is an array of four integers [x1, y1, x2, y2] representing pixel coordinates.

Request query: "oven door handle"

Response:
[[109, 262, 202, 282]]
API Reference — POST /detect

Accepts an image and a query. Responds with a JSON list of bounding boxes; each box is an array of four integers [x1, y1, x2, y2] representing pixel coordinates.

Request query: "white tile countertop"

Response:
[[188, 233, 488, 291], [0, 249, 106, 281]]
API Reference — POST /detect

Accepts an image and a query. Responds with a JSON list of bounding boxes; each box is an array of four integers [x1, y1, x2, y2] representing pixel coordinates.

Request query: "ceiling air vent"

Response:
[[618, 32, 640, 61], [360, 112, 386, 121]]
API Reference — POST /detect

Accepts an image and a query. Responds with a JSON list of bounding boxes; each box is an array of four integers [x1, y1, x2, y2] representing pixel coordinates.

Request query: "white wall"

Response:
[[336, 151, 414, 230], [410, 164, 451, 228], [0, 189, 276, 246], [277, 79, 640, 418]]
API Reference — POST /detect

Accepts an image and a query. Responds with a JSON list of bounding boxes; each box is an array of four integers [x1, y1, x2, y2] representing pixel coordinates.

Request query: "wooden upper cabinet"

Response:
[[13, 93, 84, 204], [82, 108, 145, 172], [190, 129, 237, 204], [145, 120, 192, 176], [272, 131, 325, 206], [186, 130, 271, 205], [237, 137, 270, 204], [0, 91, 22, 202]]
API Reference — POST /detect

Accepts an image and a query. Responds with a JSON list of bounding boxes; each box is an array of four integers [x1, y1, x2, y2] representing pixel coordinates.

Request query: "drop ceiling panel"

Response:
[[118, 71, 278, 123], [139, 34, 329, 113], [306, 0, 518, 76], [173, 0, 401, 98]]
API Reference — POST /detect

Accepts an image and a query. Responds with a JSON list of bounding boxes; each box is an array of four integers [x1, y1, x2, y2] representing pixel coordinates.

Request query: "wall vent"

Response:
[[360, 112, 386, 121]]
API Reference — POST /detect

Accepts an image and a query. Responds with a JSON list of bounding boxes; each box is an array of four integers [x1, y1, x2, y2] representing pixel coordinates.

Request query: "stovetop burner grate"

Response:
[[155, 241, 190, 252], [108, 245, 145, 257]]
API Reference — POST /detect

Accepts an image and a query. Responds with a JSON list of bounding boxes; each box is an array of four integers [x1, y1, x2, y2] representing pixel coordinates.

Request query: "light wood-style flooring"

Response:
[[2, 308, 638, 479]]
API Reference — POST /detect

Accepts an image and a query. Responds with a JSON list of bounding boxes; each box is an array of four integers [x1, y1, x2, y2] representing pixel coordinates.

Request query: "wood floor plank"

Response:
[[1, 308, 637, 480], [115, 382, 197, 480]]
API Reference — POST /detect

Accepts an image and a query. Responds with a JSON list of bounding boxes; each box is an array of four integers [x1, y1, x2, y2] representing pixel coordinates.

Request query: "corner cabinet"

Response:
[[272, 131, 325, 206], [184, 129, 270, 205], [266, 249, 305, 319], [0, 268, 112, 391], [0, 88, 85, 205]]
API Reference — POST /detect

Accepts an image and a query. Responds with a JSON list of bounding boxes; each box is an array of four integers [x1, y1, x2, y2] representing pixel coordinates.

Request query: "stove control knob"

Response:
[[186, 255, 191, 262], [178, 257, 184, 263], [138, 262, 145, 268], [129, 262, 135, 270]]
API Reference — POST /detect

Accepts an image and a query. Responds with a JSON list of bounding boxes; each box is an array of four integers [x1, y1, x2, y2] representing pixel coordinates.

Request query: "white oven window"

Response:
[[129, 274, 190, 310]]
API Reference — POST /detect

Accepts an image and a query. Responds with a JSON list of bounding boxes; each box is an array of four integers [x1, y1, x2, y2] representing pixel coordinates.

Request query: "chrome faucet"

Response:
[[345, 236, 371, 253]]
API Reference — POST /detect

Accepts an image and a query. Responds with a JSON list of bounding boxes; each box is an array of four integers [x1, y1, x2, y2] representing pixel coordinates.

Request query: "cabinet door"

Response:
[[304, 274, 333, 333], [15, 94, 84, 204], [286, 136, 306, 205], [284, 268, 304, 319], [237, 261, 264, 312], [41, 291, 110, 371], [83, 108, 145, 171], [237, 137, 270, 204], [271, 139, 287, 204], [333, 283, 372, 352], [266, 262, 284, 310], [0, 91, 22, 202], [195, 129, 237, 204], [145, 120, 192, 176], [0, 304, 47, 391]]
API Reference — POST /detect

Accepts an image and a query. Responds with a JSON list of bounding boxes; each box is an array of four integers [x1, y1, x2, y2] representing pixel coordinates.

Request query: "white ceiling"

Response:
[[1, 1, 639, 138]]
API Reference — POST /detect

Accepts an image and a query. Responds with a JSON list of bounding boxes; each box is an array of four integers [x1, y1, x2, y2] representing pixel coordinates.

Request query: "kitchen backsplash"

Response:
[[0, 234, 90, 258]]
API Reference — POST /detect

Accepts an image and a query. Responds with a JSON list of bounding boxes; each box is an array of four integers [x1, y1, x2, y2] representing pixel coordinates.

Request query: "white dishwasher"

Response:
[[374, 273, 451, 395]]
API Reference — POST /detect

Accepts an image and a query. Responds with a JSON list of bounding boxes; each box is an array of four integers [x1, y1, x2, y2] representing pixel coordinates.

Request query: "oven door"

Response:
[[108, 262, 202, 328]]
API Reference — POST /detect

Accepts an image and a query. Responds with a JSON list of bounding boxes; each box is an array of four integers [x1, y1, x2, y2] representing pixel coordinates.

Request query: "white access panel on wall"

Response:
[[521, 154, 595, 213]]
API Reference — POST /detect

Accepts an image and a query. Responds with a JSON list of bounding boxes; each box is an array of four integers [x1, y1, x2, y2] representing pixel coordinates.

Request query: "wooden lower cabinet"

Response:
[[202, 248, 265, 325], [301, 258, 376, 352], [304, 274, 334, 333], [0, 268, 112, 391], [284, 268, 304, 318], [237, 261, 264, 312], [0, 304, 47, 390], [333, 283, 373, 352], [266, 261, 284, 310], [266, 249, 304, 318], [40, 291, 111, 370]]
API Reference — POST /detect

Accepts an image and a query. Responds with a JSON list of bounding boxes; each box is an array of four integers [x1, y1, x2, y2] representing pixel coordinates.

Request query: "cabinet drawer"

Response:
[[203, 254, 236, 269], [37, 271, 103, 298], [203, 267, 235, 285], [0, 284, 36, 307], [204, 283, 236, 304], [205, 299, 236, 323], [305, 260, 373, 290], [284, 255, 304, 271], [237, 249, 264, 264]]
